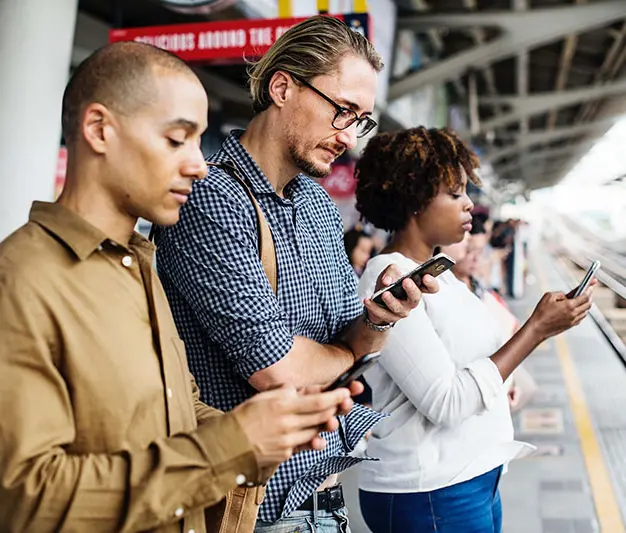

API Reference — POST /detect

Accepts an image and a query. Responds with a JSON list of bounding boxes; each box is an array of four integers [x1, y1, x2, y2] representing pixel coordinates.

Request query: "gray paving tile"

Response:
[[572, 518, 597, 533], [540, 479, 584, 493], [540, 490, 596, 519], [541, 518, 597, 533], [503, 508, 542, 533], [542, 518, 572, 533]]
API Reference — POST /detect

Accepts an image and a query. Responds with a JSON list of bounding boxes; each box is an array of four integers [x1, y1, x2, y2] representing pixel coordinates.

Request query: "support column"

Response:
[[0, 0, 78, 240]]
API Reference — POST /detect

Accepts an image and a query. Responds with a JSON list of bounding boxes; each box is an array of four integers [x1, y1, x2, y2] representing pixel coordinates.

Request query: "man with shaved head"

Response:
[[0, 42, 360, 533]]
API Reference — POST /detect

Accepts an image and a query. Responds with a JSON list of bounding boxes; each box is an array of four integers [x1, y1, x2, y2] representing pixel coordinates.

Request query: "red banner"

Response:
[[319, 161, 357, 200], [109, 14, 370, 63]]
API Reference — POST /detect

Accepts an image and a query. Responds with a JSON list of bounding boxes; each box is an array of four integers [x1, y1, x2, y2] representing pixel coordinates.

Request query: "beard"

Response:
[[287, 132, 340, 179], [288, 143, 330, 178]]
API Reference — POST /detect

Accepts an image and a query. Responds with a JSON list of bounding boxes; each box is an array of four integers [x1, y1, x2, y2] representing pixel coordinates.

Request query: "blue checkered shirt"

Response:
[[155, 130, 384, 523]]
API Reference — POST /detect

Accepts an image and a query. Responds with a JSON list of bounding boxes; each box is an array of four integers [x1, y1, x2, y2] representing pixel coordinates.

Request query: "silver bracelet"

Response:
[[363, 310, 395, 332]]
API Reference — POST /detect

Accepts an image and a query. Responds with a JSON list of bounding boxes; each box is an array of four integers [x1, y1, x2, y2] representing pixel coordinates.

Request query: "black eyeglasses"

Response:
[[292, 75, 377, 138]]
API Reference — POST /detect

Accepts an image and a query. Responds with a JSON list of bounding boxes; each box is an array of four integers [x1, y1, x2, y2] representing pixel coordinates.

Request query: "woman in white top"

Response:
[[354, 127, 594, 533]]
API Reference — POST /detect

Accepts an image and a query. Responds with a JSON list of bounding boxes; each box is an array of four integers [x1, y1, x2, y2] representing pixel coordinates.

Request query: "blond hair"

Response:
[[247, 15, 383, 114]]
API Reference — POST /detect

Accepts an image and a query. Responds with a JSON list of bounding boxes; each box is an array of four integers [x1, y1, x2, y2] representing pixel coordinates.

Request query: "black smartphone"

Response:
[[568, 260, 600, 299], [371, 252, 455, 308], [324, 352, 381, 391]]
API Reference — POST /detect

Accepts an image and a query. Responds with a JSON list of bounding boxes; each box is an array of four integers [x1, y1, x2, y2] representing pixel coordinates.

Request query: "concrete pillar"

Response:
[[0, 0, 78, 240]]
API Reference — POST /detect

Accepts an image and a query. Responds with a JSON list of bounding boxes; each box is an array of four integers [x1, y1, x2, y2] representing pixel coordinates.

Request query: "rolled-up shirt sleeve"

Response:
[[466, 357, 506, 410], [0, 277, 264, 533], [156, 178, 293, 380]]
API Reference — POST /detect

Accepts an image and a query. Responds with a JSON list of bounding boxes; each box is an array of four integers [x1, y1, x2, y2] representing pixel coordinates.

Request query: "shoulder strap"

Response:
[[207, 161, 277, 295]]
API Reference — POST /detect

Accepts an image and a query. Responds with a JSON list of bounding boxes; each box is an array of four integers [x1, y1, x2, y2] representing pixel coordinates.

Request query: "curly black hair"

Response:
[[354, 126, 480, 232]]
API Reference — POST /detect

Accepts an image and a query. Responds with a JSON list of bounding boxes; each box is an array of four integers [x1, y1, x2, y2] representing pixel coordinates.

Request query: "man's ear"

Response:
[[82, 103, 112, 155], [267, 71, 295, 109]]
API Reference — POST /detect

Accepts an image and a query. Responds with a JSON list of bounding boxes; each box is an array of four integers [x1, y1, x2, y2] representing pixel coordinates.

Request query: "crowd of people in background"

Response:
[[345, 213, 530, 302]]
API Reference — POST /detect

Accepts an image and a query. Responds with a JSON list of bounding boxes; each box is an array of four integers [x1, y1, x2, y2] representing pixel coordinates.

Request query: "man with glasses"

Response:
[[291, 74, 378, 138], [155, 15, 434, 532]]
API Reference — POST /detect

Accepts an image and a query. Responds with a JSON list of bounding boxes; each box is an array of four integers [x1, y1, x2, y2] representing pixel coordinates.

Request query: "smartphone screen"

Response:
[[324, 352, 381, 391], [371, 253, 455, 308], [569, 260, 600, 299]]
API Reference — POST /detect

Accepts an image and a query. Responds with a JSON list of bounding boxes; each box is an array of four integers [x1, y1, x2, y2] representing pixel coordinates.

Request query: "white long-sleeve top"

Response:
[[358, 252, 534, 493]]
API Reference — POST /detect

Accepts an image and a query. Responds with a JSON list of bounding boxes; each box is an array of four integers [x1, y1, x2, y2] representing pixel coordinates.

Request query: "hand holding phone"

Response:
[[371, 253, 455, 309], [567, 260, 600, 299], [323, 352, 381, 391]]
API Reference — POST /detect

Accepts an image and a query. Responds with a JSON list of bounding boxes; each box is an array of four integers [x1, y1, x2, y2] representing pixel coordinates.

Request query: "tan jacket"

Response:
[[0, 202, 272, 533]]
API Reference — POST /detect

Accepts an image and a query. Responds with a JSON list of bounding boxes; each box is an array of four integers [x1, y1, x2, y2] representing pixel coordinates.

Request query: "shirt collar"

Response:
[[29, 202, 155, 261], [222, 130, 311, 205]]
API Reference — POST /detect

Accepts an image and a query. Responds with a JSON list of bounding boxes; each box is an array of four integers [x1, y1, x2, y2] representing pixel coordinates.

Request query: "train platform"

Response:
[[339, 244, 626, 533]]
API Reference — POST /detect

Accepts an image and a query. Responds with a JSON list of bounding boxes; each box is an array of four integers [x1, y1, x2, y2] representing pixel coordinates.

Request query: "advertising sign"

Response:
[[109, 13, 370, 63]]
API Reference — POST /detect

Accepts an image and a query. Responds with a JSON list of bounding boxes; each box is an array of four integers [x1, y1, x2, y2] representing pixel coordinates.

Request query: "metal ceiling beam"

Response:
[[547, 0, 587, 130], [577, 20, 626, 123], [484, 117, 620, 162], [390, 1, 626, 101], [501, 166, 562, 184], [494, 141, 594, 175], [479, 77, 626, 131], [499, 167, 568, 187], [406, 0, 467, 98], [463, 0, 501, 116], [397, 1, 625, 32], [499, 157, 571, 176], [525, 173, 563, 189], [514, 0, 530, 183]]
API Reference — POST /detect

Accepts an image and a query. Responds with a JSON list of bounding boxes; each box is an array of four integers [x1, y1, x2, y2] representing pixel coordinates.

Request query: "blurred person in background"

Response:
[[344, 226, 376, 277], [470, 215, 496, 290], [154, 15, 437, 533], [489, 219, 515, 295], [0, 42, 360, 533], [344, 226, 377, 407], [353, 126, 593, 533]]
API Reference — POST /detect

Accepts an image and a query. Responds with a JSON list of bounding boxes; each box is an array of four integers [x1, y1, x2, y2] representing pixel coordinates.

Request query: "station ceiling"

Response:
[[78, 0, 626, 191]]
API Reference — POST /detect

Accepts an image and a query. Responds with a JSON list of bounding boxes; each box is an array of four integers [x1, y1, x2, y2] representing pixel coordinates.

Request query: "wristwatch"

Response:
[[363, 310, 395, 332]]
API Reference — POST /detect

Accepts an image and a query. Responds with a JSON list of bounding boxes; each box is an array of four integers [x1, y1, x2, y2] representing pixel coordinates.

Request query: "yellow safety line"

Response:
[[537, 259, 625, 532]]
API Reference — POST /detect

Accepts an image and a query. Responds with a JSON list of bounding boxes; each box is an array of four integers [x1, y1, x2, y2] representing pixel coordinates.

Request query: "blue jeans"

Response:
[[360, 466, 503, 533], [254, 508, 350, 533]]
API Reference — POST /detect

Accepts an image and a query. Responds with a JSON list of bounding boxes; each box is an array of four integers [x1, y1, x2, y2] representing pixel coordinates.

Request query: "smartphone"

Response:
[[324, 352, 381, 391], [371, 253, 456, 308], [568, 260, 600, 298]]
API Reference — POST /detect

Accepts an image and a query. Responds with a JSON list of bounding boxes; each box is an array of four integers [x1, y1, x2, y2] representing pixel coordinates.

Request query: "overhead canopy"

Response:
[[392, 0, 626, 191]]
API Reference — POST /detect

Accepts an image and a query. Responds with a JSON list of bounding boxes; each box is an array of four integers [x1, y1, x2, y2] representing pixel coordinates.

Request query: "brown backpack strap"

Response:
[[207, 161, 277, 295]]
